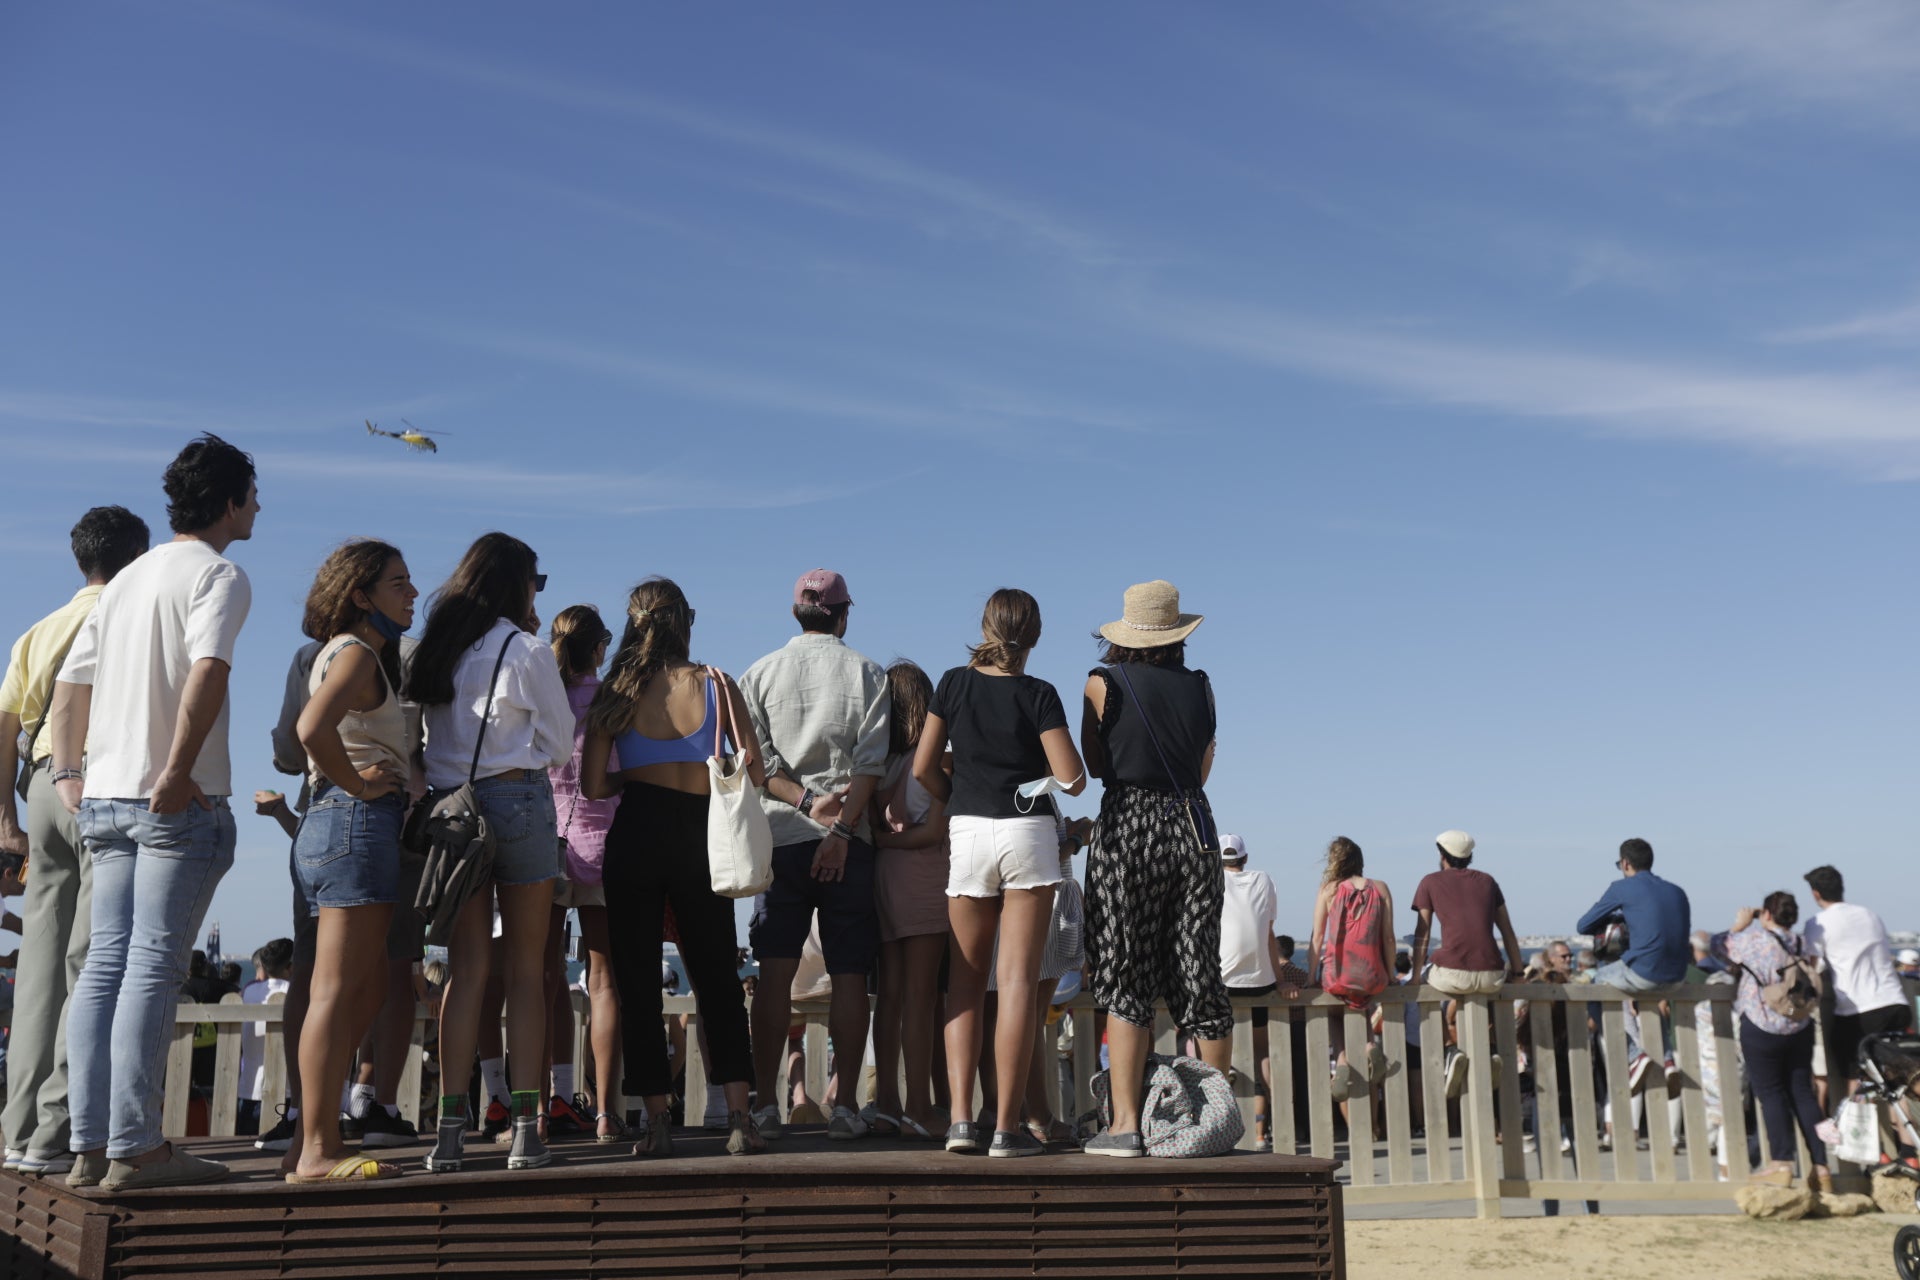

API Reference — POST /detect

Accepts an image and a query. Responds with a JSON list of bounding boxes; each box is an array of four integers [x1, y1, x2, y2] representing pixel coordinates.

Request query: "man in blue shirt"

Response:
[[1577, 838, 1690, 1093]]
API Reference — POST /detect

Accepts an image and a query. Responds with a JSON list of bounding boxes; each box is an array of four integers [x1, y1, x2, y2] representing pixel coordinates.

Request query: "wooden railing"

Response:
[[167, 979, 1903, 1219]]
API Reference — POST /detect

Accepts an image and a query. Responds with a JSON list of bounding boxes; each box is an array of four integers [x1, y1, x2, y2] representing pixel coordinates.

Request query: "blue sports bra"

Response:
[[612, 675, 721, 768]]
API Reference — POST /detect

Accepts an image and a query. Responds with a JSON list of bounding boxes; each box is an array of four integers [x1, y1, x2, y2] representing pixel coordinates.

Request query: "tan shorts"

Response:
[[1428, 965, 1504, 996], [553, 876, 606, 909]]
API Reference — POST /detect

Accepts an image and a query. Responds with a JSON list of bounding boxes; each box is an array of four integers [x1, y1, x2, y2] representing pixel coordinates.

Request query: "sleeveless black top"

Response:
[[1090, 662, 1215, 792]]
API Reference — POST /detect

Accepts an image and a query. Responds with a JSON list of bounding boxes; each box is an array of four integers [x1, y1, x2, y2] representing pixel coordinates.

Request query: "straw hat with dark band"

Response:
[[1099, 580, 1204, 649]]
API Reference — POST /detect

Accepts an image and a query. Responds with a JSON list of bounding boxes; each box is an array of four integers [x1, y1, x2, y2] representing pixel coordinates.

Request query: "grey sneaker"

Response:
[[66, 1152, 109, 1189], [1443, 1048, 1469, 1100], [750, 1104, 784, 1141], [422, 1118, 466, 1173], [945, 1121, 983, 1153], [101, 1145, 229, 1191], [506, 1116, 552, 1170], [827, 1105, 870, 1141], [988, 1129, 1043, 1158], [1082, 1131, 1145, 1158], [1329, 1063, 1353, 1103]]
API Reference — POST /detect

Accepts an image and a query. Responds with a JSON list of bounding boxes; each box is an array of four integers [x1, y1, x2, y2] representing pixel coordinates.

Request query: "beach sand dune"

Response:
[[1349, 1213, 1912, 1279]]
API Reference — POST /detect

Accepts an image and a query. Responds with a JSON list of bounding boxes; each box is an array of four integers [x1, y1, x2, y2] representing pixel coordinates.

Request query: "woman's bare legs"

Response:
[[292, 903, 395, 1177], [576, 906, 622, 1137], [987, 887, 1054, 1135]]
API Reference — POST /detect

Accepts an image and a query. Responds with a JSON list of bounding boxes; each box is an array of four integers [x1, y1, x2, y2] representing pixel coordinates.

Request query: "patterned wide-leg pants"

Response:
[[1085, 782, 1233, 1041]]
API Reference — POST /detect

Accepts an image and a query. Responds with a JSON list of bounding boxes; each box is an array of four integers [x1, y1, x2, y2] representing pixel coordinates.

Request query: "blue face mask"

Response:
[[369, 608, 408, 645]]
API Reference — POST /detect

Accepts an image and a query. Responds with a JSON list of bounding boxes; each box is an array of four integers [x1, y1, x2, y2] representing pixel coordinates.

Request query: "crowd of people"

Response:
[[0, 434, 1912, 1193]]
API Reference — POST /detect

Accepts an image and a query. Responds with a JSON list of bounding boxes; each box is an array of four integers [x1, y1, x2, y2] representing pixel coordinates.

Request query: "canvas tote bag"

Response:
[[704, 666, 773, 897]]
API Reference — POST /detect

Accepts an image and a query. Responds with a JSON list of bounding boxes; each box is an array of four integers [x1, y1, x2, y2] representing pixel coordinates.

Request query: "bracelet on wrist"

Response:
[[830, 820, 855, 840], [52, 768, 84, 784]]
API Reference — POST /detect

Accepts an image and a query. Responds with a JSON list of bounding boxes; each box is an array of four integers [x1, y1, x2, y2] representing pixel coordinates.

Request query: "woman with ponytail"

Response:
[[579, 578, 766, 1156], [546, 605, 623, 1141], [913, 588, 1085, 1157], [286, 540, 417, 1182]]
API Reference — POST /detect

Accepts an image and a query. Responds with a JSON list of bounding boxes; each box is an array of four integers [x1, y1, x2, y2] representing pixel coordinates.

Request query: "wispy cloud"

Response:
[[198, 2, 1117, 264], [1141, 298, 1920, 477], [1471, 0, 1920, 131], [0, 388, 464, 441], [1771, 299, 1920, 347]]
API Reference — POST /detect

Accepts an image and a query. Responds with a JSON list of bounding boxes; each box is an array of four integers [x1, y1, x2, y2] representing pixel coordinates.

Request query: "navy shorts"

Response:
[[292, 785, 404, 911], [749, 839, 880, 977]]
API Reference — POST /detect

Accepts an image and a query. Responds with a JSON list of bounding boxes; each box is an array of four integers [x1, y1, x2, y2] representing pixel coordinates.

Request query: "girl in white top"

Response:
[[405, 533, 573, 1175], [287, 540, 418, 1182]]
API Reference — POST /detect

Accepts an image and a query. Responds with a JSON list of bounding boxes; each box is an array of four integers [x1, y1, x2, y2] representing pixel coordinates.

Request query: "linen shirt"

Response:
[[737, 633, 890, 846], [1803, 901, 1906, 1017], [0, 584, 103, 764], [421, 619, 573, 790]]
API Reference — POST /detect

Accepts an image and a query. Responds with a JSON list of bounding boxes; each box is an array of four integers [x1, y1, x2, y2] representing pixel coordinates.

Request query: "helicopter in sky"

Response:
[[365, 419, 447, 453]]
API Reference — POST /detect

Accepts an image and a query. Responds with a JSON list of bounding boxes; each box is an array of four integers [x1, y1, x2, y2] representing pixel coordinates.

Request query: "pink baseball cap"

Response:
[[793, 569, 852, 607]]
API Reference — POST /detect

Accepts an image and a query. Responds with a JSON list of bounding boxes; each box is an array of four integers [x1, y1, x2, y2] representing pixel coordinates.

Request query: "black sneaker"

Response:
[[988, 1129, 1044, 1159], [480, 1096, 512, 1143], [338, 1111, 363, 1142], [358, 1106, 421, 1148], [255, 1104, 298, 1152]]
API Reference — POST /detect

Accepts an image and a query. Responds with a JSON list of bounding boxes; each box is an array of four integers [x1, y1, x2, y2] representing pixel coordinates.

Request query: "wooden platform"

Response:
[[3, 1126, 1344, 1279]]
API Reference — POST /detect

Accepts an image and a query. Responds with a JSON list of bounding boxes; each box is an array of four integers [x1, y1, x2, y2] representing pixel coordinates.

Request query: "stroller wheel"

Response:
[[1897, 1223, 1920, 1280]]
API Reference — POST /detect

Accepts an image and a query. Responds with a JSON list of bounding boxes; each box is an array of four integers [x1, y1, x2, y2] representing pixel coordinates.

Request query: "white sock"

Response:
[[551, 1064, 575, 1101], [480, 1057, 508, 1105], [350, 1082, 376, 1119]]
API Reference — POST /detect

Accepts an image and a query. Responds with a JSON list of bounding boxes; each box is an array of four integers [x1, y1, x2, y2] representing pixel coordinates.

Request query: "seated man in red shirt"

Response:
[[1409, 830, 1524, 1099]]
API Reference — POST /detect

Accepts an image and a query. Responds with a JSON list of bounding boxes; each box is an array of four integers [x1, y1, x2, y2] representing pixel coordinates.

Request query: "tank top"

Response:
[[612, 673, 718, 768], [307, 636, 409, 789], [1091, 662, 1215, 792]]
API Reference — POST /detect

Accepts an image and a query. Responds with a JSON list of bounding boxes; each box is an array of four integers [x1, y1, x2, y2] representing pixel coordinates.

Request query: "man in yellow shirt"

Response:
[[0, 506, 149, 1176]]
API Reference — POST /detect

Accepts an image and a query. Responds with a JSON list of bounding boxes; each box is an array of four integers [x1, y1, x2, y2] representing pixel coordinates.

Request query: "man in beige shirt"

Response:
[[0, 506, 149, 1176]]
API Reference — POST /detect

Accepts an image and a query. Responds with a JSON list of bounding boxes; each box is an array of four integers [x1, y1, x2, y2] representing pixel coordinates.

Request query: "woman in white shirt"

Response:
[[405, 533, 573, 1174]]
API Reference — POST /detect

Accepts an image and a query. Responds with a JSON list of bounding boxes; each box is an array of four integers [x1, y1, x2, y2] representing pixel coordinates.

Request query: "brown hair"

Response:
[[405, 532, 539, 706], [967, 588, 1042, 675], [587, 578, 693, 736], [1097, 638, 1186, 667], [1322, 836, 1364, 885], [302, 540, 404, 687], [550, 604, 610, 683], [886, 659, 932, 758], [1763, 890, 1799, 931]]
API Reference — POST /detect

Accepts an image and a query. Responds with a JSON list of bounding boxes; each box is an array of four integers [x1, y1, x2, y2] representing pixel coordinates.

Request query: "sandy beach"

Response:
[[1348, 1214, 1912, 1280]]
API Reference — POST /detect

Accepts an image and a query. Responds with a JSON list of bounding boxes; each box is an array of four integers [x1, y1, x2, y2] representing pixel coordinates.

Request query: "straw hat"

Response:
[[1099, 580, 1203, 649]]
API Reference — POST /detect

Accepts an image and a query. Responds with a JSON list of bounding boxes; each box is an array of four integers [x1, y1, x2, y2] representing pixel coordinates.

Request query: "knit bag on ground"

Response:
[[704, 666, 773, 898], [1090, 1053, 1245, 1157], [1321, 878, 1390, 1010]]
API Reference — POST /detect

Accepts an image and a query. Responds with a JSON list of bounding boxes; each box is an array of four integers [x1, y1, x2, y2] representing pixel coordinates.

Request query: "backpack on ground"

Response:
[[1321, 879, 1390, 1009]]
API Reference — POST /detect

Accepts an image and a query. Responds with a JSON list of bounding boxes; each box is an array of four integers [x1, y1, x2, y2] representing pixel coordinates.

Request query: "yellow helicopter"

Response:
[[365, 419, 446, 453]]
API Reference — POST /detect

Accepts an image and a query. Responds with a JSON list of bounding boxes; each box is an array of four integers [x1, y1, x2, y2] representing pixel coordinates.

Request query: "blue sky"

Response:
[[3, 2, 1918, 954]]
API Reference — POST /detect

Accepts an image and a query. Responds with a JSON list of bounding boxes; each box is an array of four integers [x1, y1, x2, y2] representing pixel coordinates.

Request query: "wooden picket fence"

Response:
[[167, 978, 1904, 1219]]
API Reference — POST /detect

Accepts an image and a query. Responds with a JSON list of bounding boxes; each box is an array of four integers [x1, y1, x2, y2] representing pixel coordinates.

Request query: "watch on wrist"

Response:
[[798, 789, 816, 817]]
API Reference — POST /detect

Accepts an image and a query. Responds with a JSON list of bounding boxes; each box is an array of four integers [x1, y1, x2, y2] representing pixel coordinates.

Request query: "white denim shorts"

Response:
[[947, 814, 1062, 897]]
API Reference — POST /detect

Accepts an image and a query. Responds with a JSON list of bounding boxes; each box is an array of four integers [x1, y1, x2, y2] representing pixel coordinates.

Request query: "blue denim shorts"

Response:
[[474, 770, 559, 887], [291, 785, 404, 911]]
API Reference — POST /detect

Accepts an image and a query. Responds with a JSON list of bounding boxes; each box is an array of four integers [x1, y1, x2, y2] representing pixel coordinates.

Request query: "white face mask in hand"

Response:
[[1015, 772, 1081, 814]]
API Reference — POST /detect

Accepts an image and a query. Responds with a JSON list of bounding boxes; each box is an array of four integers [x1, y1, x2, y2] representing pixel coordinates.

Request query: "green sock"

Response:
[[439, 1095, 468, 1124], [511, 1090, 540, 1121]]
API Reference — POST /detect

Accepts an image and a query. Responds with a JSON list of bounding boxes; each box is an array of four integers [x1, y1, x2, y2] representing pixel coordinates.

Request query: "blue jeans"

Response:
[[67, 798, 235, 1158], [1592, 960, 1670, 1059]]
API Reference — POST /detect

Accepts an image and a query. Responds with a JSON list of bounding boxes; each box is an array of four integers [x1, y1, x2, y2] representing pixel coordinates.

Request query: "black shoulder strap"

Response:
[[467, 632, 518, 786]]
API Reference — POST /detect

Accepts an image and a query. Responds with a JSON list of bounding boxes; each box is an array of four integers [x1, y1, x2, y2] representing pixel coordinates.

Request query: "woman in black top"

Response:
[[1080, 580, 1226, 1158], [914, 588, 1085, 1157]]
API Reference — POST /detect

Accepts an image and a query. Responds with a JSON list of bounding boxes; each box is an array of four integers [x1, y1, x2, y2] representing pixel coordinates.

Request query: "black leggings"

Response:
[[1740, 1018, 1826, 1167], [602, 780, 753, 1099]]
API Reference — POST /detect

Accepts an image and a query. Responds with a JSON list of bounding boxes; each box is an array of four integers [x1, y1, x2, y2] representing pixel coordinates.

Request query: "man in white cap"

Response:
[[1216, 834, 1298, 1151], [1410, 830, 1524, 1098]]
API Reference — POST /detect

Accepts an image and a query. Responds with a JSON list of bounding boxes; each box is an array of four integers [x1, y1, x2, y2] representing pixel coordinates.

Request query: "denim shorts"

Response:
[[473, 770, 559, 887], [291, 785, 404, 911]]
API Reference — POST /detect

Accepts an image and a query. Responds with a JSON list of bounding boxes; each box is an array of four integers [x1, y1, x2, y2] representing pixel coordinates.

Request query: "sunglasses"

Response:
[[533, 573, 547, 593]]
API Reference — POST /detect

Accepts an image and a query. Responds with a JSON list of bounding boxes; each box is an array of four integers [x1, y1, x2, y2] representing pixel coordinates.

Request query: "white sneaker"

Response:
[[1560, 1136, 1573, 1154], [703, 1085, 730, 1131], [18, 1151, 76, 1176], [2, 1148, 24, 1173], [827, 1105, 870, 1141]]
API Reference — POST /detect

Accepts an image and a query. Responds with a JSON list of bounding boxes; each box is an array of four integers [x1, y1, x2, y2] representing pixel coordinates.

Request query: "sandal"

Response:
[[286, 1155, 402, 1183], [1025, 1119, 1076, 1147], [860, 1105, 902, 1137], [596, 1112, 629, 1145], [632, 1119, 674, 1159], [726, 1110, 764, 1156], [898, 1115, 937, 1141]]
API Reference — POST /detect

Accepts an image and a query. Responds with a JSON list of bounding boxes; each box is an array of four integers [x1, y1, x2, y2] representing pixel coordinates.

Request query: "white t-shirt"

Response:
[[1220, 865, 1279, 988], [421, 619, 573, 790], [1804, 902, 1906, 1017], [241, 976, 290, 1102], [61, 539, 252, 799]]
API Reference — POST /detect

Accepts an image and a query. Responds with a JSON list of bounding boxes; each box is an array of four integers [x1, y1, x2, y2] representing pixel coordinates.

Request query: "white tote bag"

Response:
[[704, 667, 773, 898], [1834, 1096, 1880, 1166]]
